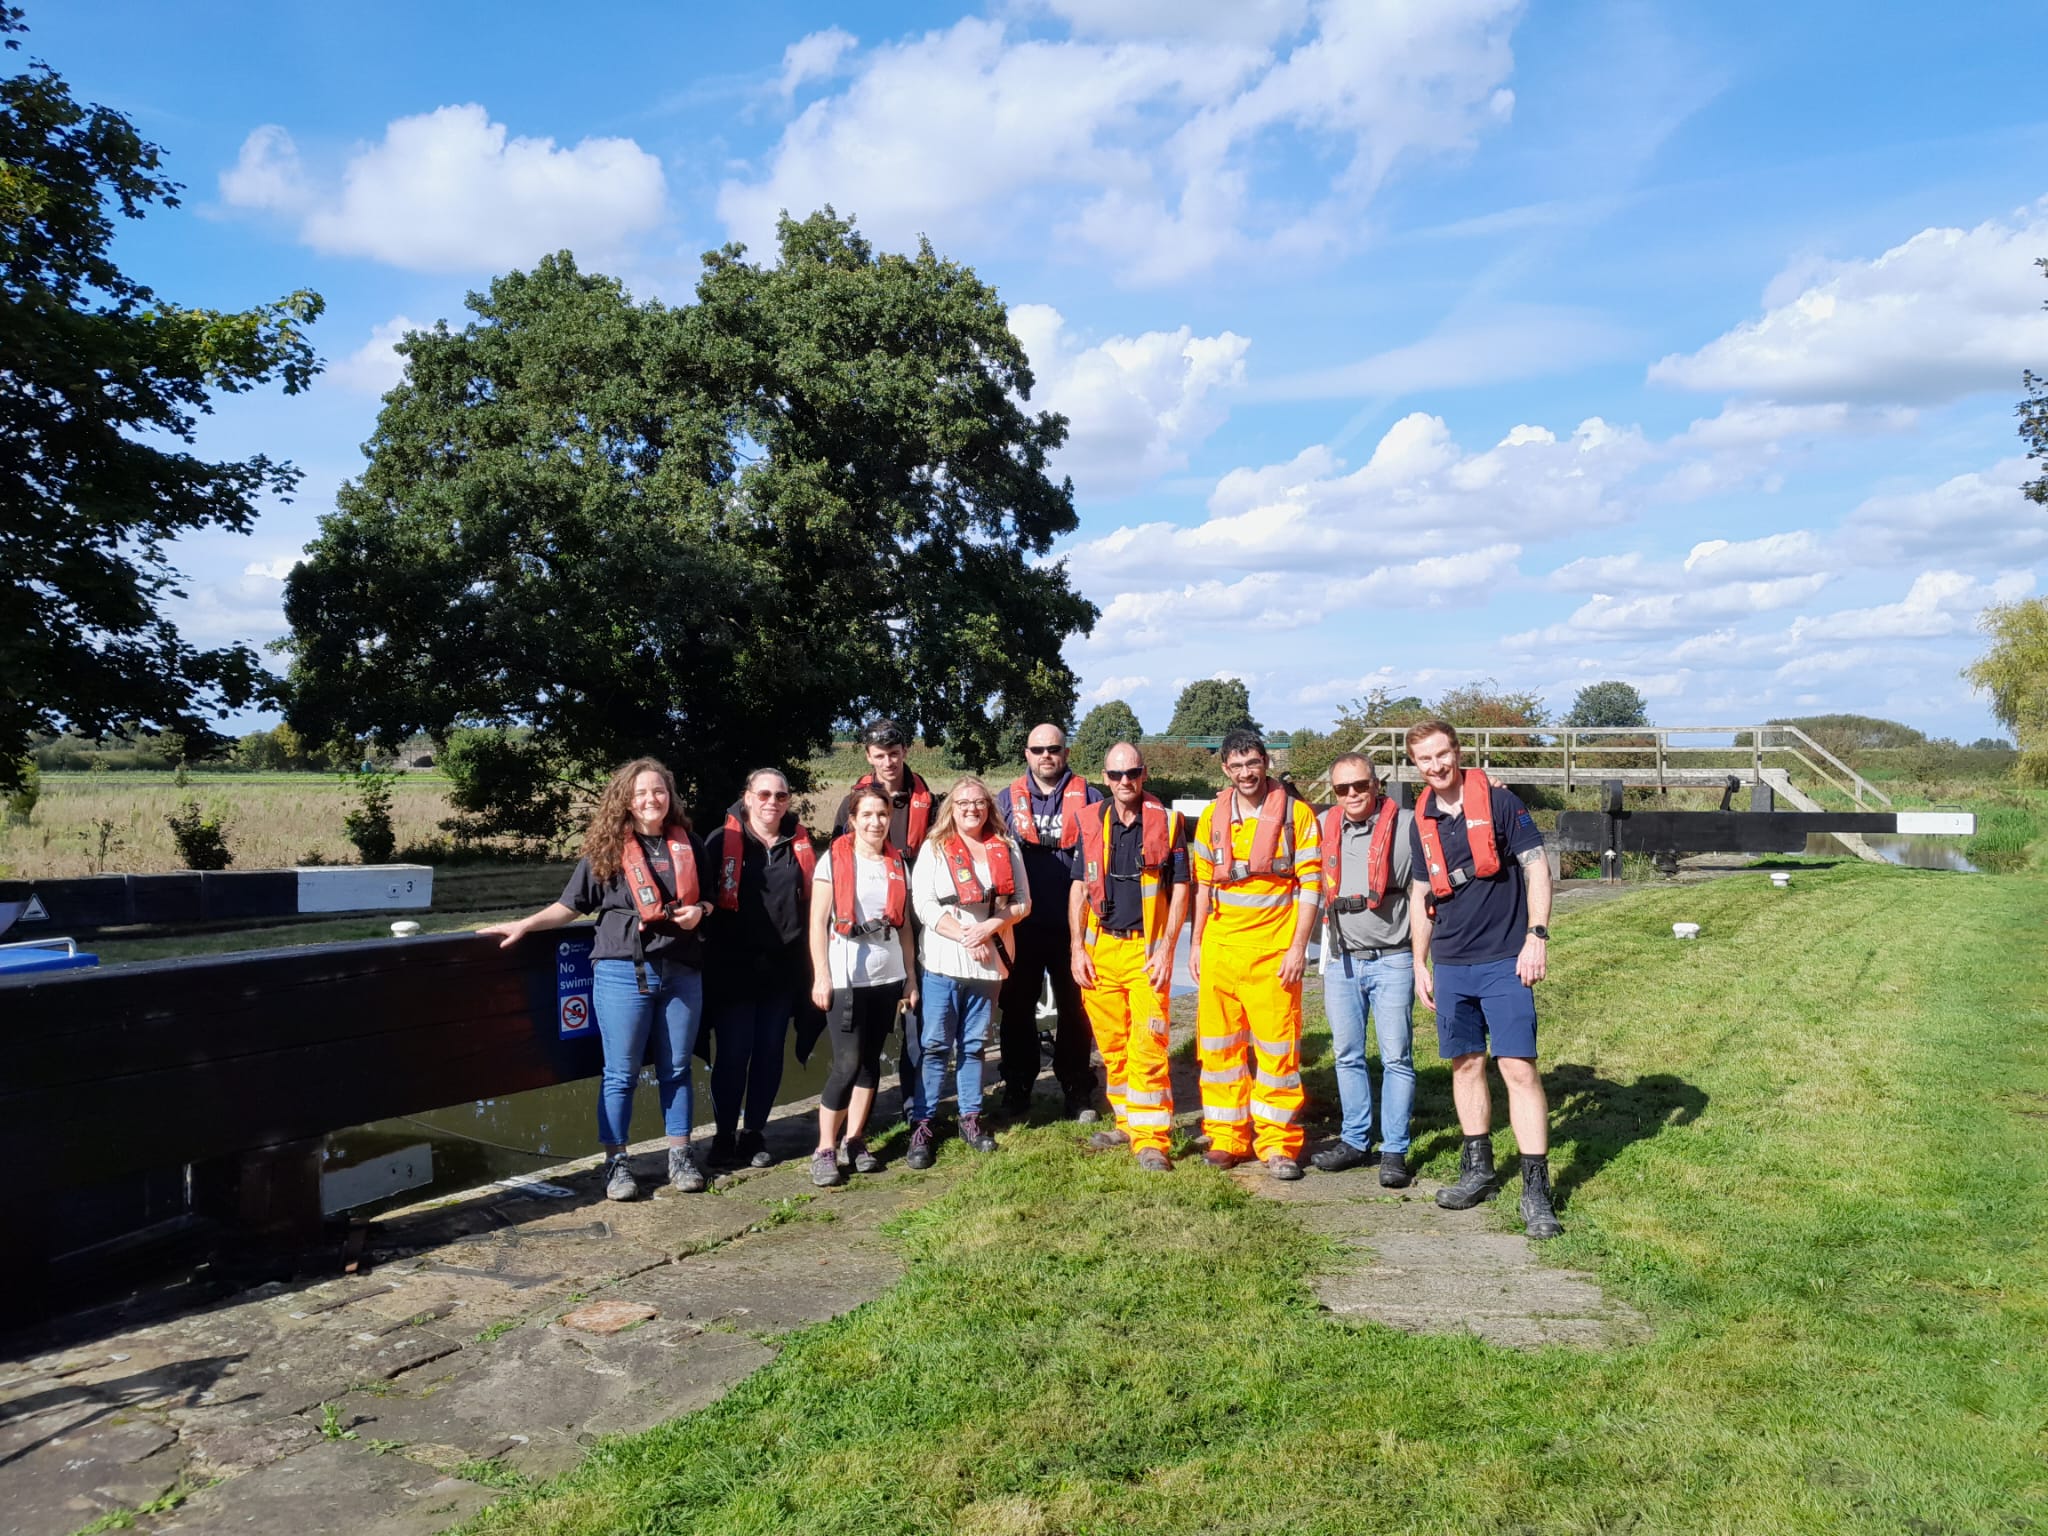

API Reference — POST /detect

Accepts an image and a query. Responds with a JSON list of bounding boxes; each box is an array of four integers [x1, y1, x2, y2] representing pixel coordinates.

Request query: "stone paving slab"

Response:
[[152, 1440, 497, 1536], [1235, 1162, 1649, 1350]]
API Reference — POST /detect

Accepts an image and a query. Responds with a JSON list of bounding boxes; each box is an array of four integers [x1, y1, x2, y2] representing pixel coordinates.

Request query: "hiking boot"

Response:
[[1001, 1088, 1034, 1120], [905, 1119, 937, 1170], [960, 1112, 997, 1152], [1088, 1128, 1130, 1151], [1379, 1150, 1413, 1188], [1310, 1139, 1371, 1173], [1436, 1135, 1497, 1210], [1265, 1156, 1304, 1182], [1203, 1149, 1246, 1170], [603, 1154, 638, 1202], [1136, 1148, 1172, 1172], [810, 1148, 843, 1187], [736, 1130, 773, 1169], [1519, 1154, 1563, 1240], [706, 1133, 739, 1168], [844, 1137, 883, 1175], [668, 1145, 707, 1193]]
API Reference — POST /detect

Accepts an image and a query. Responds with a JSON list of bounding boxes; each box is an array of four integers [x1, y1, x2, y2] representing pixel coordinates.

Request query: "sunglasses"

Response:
[[1025, 743, 1066, 755], [1331, 780, 1376, 796], [751, 789, 791, 801], [1103, 768, 1143, 782]]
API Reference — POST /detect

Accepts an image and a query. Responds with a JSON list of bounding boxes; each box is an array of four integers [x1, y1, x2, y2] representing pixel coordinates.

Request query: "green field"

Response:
[[458, 864, 2045, 1535]]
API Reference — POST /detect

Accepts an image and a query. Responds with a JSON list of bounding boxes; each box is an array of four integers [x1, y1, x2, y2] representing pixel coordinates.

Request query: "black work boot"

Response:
[[1435, 1135, 1496, 1210], [1519, 1153, 1563, 1239]]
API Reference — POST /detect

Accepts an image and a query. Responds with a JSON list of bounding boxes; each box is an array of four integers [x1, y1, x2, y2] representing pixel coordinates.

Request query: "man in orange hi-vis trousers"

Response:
[[1190, 729, 1322, 1180], [1068, 742, 1190, 1171]]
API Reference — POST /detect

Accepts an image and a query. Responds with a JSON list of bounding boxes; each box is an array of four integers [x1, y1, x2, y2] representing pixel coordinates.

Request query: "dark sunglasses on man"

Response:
[[1025, 742, 1066, 756], [1103, 767, 1143, 782]]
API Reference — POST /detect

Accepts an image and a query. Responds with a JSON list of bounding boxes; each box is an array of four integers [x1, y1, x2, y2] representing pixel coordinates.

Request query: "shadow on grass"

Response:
[[1303, 1052, 1706, 1209]]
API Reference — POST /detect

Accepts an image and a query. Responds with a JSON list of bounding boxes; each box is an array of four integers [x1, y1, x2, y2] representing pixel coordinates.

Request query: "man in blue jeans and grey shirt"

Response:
[[1405, 718, 1563, 1240], [1310, 754, 1418, 1187]]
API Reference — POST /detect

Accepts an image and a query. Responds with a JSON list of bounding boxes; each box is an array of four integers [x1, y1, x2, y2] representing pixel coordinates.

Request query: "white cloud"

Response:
[[1840, 456, 2046, 563], [222, 106, 666, 273], [779, 27, 859, 98], [241, 557, 301, 584], [1083, 673, 1151, 702], [721, 2, 1520, 283], [1026, 0, 1310, 44], [1548, 531, 1827, 593], [1649, 203, 2048, 404], [1254, 304, 1629, 400], [1507, 574, 1831, 646], [1009, 305, 1248, 495], [1790, 570, 2033, 643], [325, 315, 421, 396]]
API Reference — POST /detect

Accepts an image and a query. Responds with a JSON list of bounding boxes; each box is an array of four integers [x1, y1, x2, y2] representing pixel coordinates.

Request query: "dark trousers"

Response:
[[822, 981, 905, 1112], [708, 985, 796, 1138], [998, 922, 1095, 1102]]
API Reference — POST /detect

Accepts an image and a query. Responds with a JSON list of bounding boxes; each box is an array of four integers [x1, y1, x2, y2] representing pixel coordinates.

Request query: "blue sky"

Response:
[[31, 0, 2048, 739]]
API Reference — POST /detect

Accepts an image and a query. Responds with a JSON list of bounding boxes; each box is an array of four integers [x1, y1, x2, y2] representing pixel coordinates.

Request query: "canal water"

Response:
[[328, 960, 1216, 1208], [1804, 832, 1980, 872]]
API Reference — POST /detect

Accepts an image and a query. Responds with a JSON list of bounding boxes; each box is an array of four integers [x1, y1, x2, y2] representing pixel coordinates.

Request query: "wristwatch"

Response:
[[1526, 924, 1549, 940]]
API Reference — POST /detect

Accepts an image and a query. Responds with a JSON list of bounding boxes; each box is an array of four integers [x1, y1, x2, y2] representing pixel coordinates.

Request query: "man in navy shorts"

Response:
[[1405, 719, 1562, 1239]]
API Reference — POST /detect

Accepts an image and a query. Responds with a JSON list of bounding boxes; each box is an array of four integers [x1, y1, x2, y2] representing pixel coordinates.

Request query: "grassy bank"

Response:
[[460, 864, 2045, 1534]]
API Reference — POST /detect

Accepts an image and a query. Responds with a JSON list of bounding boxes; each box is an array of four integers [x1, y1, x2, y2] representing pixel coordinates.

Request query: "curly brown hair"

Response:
[[583, 758, 689, 881]]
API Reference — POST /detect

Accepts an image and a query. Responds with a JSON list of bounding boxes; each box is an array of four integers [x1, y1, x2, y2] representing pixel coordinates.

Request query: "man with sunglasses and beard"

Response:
[[995, 723, 1105, 1120], [1309, 755, 1418, 1186]]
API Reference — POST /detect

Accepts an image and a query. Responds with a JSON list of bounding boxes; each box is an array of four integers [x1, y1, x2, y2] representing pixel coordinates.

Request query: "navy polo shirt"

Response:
[[1409, 784, 1544, 966]]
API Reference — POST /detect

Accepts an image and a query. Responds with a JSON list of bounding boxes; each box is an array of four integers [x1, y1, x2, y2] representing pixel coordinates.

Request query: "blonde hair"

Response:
[[926, 775, 1008, 851]]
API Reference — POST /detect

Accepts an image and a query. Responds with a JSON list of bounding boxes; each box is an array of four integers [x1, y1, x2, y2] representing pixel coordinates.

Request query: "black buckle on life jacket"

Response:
[[1328, 894, 1370, 915]]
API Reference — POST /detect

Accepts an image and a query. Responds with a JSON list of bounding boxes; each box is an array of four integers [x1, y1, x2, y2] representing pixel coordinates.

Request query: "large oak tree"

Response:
[[284, 212, 1096, 823]]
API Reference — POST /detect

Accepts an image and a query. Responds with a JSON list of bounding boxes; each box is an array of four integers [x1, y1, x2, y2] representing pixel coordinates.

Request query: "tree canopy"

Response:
[[283, 213, 1095, 822], [1072, 699, 1142, 767], [1564, 680, 1651, 729], [1965, 598, 2048, 784], [1165, 678, 1260, 738], [0, 7, 323, 790]]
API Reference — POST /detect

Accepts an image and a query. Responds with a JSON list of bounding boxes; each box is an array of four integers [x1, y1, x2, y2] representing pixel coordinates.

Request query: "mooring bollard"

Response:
[[391, 920, 421, 936], [1769, 872, 1792, 889], [1672, 922, 1701, 940]]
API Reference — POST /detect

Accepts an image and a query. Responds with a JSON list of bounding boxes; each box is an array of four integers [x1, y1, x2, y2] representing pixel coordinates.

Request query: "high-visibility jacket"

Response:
[[1416, 769, 1500, 899], [1007, 771, 1090, 849], [717, 812, 817, 912], [1076, 795, 1181, 955], [1193, 788, 1321, 951], [1319, 799, 1399, 910], [853, 772, 934, 853], [620, 823, 701, 927], [828, 834, 908, 937]]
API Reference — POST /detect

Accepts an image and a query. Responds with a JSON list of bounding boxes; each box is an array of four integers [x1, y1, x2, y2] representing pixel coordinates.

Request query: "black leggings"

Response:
[[822, 981, 905, 1112]]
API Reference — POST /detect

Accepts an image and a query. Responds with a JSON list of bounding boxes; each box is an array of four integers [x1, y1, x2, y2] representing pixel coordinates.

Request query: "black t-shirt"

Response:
[[705, 806, 813, 993], [558, 830, 708, 966], [1098, 806, 1190, 933], [1408, 785, 1544, 966]]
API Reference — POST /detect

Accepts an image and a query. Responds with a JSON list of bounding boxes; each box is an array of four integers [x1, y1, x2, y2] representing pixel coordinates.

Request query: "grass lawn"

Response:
[[460, 864, 2046, 1535]]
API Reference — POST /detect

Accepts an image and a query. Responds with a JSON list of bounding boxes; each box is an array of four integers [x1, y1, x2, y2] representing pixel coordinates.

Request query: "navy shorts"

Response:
[[1433, 956, 1538, 1059]]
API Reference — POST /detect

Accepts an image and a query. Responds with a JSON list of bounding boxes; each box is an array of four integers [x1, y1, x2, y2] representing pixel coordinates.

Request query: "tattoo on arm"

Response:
[[1517, 846, 1546, 869]]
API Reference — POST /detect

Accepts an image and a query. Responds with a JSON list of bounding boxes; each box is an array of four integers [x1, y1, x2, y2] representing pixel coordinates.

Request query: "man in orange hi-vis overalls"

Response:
[[1191, 729, 1322, 1180], [1068, 742, 1190, 1171]]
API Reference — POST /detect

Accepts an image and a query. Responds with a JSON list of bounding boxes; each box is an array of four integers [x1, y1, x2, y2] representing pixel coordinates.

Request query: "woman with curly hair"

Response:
[[480, 758, 712, 1200]]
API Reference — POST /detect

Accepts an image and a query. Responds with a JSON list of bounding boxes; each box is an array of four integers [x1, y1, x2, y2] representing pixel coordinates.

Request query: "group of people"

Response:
[[480, 715, 1564, 1238]]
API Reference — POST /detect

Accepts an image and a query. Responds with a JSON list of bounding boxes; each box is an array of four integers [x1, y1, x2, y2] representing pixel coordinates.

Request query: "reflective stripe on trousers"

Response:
[[1195, 940, 1305, 1159], [1077, 929, 1175, 1156]]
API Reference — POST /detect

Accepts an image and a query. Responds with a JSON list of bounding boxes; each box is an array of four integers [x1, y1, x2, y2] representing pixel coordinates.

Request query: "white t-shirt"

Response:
[[814, 849, 908, 989]]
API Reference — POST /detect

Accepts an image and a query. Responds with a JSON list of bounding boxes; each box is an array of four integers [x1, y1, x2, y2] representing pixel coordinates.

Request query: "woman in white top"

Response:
[[807, 783, 919, 1187], [906, 776, 1030, 1167]]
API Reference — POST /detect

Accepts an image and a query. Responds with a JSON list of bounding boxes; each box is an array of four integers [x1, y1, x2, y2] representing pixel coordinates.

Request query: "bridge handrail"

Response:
[[1311, 723, 1891, 807]]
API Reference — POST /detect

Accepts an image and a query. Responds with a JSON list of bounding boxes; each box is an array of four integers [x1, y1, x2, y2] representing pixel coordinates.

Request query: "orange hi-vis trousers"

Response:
[[1197, 940, 1305, 1160], [1079, 930, 1175, 1155]]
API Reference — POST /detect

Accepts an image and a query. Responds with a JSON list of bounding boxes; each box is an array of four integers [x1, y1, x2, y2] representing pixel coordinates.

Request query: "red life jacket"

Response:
[[1211, 783, 1291, 881], [1321, 798, 1400, 909], [1415, 769, 1501, 899], [939, 830, 1015, 907], [1008, 771, 1090, 849], [853, 772, 933, 853], [829, 834, 908, 937], [620, 823, 701, 927], [717, 811, 817, 912], [1079, 795, 1171, 915]]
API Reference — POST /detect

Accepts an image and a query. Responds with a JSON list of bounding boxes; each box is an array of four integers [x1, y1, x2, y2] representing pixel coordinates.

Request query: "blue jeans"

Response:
[[709, 986, 796, 1139], [1321, 949, 1416, 1154], [919, 972, 997, 1119], [591, 958, 703, 1146]]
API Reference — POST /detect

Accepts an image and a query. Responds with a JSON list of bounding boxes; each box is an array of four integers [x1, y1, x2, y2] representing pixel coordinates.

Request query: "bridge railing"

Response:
[[1319, 725, 1890, 808]]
